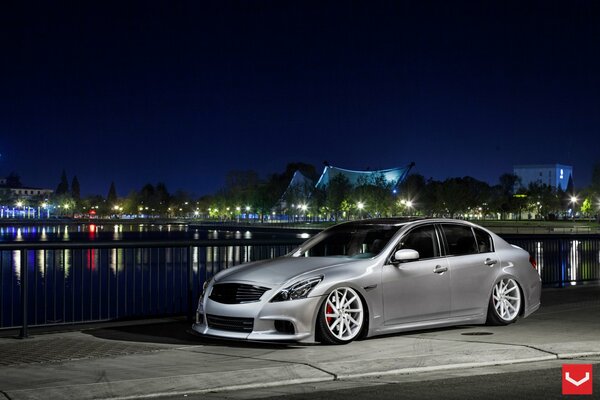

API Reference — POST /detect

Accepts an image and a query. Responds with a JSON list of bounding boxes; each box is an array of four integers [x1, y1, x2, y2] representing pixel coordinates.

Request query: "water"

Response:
[[0, 223, 305, 329], [0, 223, 305, 243]]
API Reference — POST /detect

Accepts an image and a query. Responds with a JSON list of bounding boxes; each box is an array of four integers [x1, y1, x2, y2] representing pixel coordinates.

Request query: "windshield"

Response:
[[293, 224, 400, 258]]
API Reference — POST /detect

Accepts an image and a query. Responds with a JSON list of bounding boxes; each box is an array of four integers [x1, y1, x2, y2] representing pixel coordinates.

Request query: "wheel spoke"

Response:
[[345, 295, 357, 307], [327, 299, 339, 313], [345, 320, 352, 334], [329, 318, 341, 330], [504, 286, 517, 294]]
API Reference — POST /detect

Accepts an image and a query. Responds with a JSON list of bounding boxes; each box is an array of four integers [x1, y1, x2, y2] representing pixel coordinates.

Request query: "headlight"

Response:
[[200, 277, 213, 299], [271, 276, 323, 302]]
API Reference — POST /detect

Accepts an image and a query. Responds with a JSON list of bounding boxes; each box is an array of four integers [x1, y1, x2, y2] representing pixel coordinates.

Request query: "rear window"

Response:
[[474, 228, 494, 253], [441, 224, 478, 256]]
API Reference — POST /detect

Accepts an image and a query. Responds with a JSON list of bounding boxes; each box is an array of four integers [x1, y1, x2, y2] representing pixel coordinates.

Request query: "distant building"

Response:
[[3, 187, 54, 197], [513, 164, 573, 191], [315, 164, 414, 190], [0, 176, 53, 199]]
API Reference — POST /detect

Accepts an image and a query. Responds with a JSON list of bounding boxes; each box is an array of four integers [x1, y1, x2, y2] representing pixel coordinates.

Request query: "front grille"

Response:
[[209, 283, 270, 304], [206, 314, 254, 333]]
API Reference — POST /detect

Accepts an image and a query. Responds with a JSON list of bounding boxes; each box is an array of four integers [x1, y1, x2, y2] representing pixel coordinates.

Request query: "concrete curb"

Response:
[[4, 354, 582, 400], [337, 355, 558, 380], [4, 365, 333, 400]]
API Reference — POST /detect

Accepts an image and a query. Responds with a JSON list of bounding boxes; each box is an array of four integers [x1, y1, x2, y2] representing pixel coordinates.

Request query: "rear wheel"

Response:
[[317, 287, 365, 344], [486, 278, 522, 325]]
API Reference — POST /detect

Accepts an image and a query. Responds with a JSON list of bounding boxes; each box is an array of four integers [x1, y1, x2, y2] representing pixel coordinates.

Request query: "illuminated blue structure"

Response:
[[315, 163, 413, 189], [513, 164, 573, 191]]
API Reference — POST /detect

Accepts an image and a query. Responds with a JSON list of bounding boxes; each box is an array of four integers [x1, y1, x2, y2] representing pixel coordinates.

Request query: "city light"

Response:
[[570, 195, 578, 221], [357, 202, 364, 210]]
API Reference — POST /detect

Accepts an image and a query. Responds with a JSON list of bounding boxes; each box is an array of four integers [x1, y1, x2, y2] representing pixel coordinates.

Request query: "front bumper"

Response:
[[192, 295, 323, 343]]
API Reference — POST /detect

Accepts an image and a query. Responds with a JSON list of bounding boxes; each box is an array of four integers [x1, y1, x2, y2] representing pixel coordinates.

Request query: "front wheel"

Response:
[[317, 287, 365, 344], [486, 278, 522, 325]]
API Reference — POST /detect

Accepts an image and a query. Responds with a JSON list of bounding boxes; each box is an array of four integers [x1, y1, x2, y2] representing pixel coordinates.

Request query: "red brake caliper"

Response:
[[326, 304, 333, 324]]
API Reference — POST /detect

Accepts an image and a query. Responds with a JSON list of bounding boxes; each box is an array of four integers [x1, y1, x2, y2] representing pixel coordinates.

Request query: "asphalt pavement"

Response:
[[0, 285, 599, 400]]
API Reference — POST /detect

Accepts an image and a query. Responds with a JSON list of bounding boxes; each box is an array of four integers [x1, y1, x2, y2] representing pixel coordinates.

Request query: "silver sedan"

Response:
[[192, 218, 541, 344]]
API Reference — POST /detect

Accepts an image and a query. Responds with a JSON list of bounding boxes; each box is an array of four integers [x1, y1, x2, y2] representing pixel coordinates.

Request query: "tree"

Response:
[[107, 182, 118, 205], [71, 176, 81, 201], [499, 173, 521, 194], [155, 182, 171, 214], [56, 170, 69, 195], [325, 174, 352, 221], [581, 197, 593, 220], [353, 173, 393, 218], [526, 182, 561, 219], [591, 163, 600, 195], [493, 173, 523, 219], [5, 172, 22, 188], [398, 174, 426, 204]]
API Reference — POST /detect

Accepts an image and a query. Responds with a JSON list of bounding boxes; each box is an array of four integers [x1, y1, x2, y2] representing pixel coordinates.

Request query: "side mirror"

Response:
[[392, 249, 420, 264]]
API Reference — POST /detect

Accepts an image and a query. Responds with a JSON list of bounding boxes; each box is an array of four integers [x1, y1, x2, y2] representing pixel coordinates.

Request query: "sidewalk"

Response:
[[1, 286, 599, 400]]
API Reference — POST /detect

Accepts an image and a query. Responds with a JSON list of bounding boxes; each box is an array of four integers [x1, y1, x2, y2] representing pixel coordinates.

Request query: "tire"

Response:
[[316, 287, 365, 345], [486, 278, 522, 326]]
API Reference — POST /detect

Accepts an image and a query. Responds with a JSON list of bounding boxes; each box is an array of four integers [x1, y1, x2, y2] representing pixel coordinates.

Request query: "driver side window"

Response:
[[397, 225, 439, 259]]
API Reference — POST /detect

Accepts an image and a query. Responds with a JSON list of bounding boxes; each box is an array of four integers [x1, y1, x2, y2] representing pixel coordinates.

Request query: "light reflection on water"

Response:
[[511, 238, 600, 286], [0, 223, 309, 242], [19, 226, 600, 328]]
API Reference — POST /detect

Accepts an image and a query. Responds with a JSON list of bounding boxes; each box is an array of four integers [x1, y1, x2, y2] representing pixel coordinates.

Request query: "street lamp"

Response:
[[300, 204, 308, 221], [570, 195, 578, 221], [357, 202, 364, 219]]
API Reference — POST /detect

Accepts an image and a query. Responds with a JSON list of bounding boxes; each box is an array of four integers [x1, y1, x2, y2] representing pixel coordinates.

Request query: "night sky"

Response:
[[2, 1, 599, 196]]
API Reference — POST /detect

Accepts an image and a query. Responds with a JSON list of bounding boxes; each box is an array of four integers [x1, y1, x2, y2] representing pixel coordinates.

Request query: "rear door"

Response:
[[382, 224, 451, 325], [441, 224, 499, 318]]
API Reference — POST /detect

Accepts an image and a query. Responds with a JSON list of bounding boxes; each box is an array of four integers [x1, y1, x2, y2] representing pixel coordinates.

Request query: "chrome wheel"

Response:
[[324, 287, 364, 342], [492, 278, 521, 322]]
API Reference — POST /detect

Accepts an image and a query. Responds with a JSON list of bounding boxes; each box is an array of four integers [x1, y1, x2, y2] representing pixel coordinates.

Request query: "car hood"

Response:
[[213, 257, 355, 286]]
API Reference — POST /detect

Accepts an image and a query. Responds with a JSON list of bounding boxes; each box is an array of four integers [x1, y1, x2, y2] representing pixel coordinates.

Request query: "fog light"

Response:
[[274, 320, 295, 335]]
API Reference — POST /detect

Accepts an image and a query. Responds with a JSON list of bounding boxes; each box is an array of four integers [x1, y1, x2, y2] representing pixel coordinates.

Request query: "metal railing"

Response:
[[2, 234, 600, 337], [501, 234, 600, 286], [0, 238, 303, 337]]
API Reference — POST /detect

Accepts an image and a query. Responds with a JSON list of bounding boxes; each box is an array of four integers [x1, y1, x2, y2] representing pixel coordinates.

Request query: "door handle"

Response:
[[484, 258, 498, 266], [433, 265, 448, 274]]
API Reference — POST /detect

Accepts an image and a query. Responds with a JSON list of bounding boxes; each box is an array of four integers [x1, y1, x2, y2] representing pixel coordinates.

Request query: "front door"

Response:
[[382, 224, 451, 325]]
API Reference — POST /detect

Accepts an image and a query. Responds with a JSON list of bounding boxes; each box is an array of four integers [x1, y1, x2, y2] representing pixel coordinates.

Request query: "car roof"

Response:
[[332, 217, 482, 229], [332, 217, 426, 229]]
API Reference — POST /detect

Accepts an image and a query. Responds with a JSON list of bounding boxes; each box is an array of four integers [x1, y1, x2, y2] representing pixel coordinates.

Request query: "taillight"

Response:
[[529, 255, 537, 270]]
